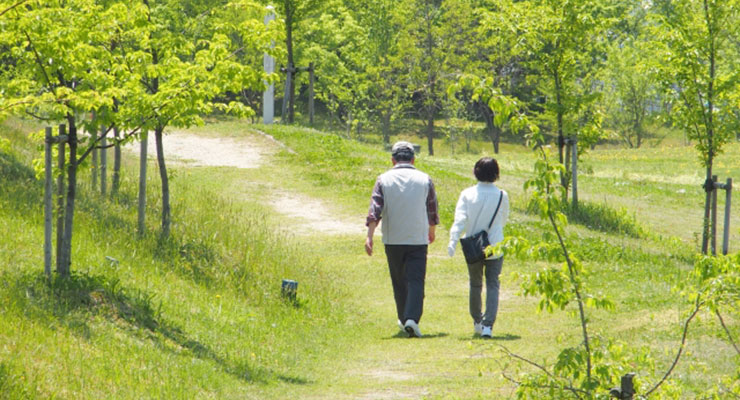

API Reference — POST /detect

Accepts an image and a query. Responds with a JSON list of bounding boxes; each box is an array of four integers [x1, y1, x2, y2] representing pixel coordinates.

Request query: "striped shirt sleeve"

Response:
[[366, 177, 384, 226], [427, 179, 440, 226]]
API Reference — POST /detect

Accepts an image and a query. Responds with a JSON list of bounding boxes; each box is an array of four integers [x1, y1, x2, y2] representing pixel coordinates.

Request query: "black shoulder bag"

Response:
[[459, 192, 503, 265]]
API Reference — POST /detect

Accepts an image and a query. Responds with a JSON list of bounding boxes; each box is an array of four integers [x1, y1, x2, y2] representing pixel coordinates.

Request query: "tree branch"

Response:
[[716, 309, 740, 356], [0, 0, 29, 17], [0, 99, 35, 113], [22, 29, 54, 90], [644, 295, 703, 397], [498, 351, 588, 399], [539, 146, 592, 386], [24, 109, 55, 121], [77, 117, 152, 165]]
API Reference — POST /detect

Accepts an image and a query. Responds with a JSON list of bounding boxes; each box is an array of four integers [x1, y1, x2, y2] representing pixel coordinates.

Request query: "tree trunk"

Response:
[[112, 126, 121, 196], [155, 126, 170, 238], [491, 125, 500, 154], [701, 14, 716, 255], [482, 105, 499, 154], [554, 72, 568, 195], [59, 115, 78, 277], [381, 111, 391, 147], [555, 75, 564, 166], [426, 112, 435, 156], [285, 3, 295, 124], [308, 63, 315, 125]]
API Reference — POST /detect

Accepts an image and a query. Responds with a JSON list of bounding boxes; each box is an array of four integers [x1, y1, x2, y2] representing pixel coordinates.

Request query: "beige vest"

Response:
[[379, 164, 430, 245]]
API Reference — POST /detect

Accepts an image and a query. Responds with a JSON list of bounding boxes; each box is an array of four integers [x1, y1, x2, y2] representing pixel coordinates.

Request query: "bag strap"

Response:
[[485, 192, 504, 230]]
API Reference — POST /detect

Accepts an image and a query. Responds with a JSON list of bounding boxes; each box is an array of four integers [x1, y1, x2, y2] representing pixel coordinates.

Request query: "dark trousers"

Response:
[[384, 244, 427, 324]]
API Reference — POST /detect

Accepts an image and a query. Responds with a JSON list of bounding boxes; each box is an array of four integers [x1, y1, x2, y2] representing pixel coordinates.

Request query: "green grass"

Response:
[[1, 117, 739, 399]]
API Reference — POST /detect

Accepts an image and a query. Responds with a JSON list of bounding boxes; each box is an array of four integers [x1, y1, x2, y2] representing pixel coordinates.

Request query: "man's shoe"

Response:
[[404, 319, 422, 338], [481, 325, 492, 338], [474, 322, 483, 335], [397, 320, 404, 331]]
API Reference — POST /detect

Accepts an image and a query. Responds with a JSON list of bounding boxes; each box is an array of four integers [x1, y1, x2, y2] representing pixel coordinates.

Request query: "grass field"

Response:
[[1, 117, 739, 399]]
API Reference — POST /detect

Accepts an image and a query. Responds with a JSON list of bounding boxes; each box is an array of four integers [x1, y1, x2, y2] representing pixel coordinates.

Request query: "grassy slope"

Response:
[[1, 117, 738, 399], [0, 119, 347, 399]]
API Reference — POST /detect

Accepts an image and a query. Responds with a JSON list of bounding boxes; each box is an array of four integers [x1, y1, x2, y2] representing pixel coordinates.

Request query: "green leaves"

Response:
[[649, 0, 740, 167], [685, 254, 740, 312]]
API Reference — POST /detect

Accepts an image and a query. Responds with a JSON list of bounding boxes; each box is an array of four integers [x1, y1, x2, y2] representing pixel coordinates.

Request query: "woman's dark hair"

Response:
[[473, 157, 499, 182]]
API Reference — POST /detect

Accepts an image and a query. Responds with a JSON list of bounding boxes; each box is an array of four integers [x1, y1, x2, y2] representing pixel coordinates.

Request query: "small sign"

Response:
[[281, 279, 298, 300]]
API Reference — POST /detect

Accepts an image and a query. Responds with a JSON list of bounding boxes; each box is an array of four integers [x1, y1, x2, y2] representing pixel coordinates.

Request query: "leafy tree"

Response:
[[509, 0, 609, 194], [121, 0, 274, 238], [0, 0, 141, 276], [464, 0, 532, 154], [298, 0, 364, 132], [469, 79, 703, 399], [400, 0, 446, 156], [273, 0, 322, 123], [0, 0, 274, 279], [347, 0, 408, 146], [649, 0, 740, 254], [599, 2, 658, 149], [602, 41, 657, 148]]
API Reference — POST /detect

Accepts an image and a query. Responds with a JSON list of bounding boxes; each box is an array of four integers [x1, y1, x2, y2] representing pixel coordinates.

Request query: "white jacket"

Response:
[[448, 182, 509, 259]]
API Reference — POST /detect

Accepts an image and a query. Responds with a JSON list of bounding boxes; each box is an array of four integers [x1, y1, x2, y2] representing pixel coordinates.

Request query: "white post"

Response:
[[282, 65, 292, 123], [263, 6, 275, 124]]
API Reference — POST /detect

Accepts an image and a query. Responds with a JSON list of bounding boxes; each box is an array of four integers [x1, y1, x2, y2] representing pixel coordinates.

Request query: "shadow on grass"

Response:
[[384, 332, 450, 340], [4, 270, 308, 386], [457, 333, 521, 341], [491, 333, 521, 341], [0, 152, 42, 217], [75, 187, 134, 233], [152, 234, 222, 289]]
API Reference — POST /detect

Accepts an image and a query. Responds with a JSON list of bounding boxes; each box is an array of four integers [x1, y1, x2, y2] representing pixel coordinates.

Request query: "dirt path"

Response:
[[134, 130, 362, 236]]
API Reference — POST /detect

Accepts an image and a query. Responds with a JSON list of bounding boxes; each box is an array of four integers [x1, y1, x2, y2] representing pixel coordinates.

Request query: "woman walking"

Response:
[[447, 157, 509, 338]]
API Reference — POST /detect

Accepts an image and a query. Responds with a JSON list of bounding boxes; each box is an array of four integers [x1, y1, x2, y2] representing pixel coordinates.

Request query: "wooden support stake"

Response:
[[112, 126, 121, 195], [711, 175, 718, 255], [43, 127, 53, 277], [723, 178, 732, 255], [91, 126, 98, 190], [281, 64, 292, 124], [309, 62, 315, 126], [572, 138, 578, 208], [56, 124, 66, 272], [100, 126, 107, 196], [138, 131, 148, 235]]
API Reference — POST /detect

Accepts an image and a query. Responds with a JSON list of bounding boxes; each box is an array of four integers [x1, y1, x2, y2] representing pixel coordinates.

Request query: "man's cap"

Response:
[[391, 141, 415, 158]]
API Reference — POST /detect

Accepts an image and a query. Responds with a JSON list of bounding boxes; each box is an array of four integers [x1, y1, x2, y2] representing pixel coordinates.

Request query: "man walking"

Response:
[[365, 141, 439, 338]]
